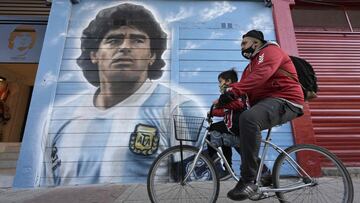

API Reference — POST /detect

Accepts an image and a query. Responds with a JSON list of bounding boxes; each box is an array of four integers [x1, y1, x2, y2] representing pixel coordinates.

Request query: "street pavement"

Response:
[[0, 177, 359, 203]]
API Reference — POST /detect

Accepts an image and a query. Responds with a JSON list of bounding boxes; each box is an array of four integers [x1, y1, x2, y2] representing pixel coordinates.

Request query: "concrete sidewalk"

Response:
[[0, 182, 277, 203], [1, 178, 359, 203]]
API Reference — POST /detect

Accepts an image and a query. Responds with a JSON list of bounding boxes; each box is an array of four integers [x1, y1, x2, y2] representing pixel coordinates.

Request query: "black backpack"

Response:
[[279, 56, 318, 101]]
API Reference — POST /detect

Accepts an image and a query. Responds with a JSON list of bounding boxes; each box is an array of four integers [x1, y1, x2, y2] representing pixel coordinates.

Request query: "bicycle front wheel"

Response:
[[147, 145, 219, 203], [273, 144, 353, 203]]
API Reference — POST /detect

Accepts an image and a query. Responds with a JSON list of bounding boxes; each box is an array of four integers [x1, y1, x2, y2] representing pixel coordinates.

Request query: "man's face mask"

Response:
[[241, 43, 255, 59]]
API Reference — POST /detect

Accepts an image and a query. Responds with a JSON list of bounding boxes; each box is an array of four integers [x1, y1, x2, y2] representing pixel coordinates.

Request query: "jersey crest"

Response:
[[129, 124, 159, 156]]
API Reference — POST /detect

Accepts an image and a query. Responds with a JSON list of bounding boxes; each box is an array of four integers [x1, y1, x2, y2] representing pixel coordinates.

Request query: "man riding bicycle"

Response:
[[216, 29, 304, 201]]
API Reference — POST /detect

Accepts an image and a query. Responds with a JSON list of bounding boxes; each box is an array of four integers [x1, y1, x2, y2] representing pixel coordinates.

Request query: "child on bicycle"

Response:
[[208, 69, 272, 184], [207, 69, 245, 180]]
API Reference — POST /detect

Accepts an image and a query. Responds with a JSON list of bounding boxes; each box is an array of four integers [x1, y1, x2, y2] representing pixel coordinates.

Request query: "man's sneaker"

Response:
[[227, 179, 258, 201]]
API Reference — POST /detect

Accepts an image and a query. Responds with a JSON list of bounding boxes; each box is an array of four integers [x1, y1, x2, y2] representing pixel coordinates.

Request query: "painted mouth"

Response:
[[112, 58, 134, 66]]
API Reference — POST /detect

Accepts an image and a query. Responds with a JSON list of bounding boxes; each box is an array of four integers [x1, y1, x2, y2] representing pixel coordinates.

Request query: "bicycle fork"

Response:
[[179, 131, 209, 184], [178, 144, 204, 184]]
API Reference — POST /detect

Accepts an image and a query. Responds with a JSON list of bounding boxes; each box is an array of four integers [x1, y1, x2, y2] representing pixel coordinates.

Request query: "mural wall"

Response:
[[16, 0, 294, 187]]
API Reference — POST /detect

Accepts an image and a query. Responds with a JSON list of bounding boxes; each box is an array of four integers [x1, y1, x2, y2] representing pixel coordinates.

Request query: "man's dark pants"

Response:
[[238, 97, 302, 183]]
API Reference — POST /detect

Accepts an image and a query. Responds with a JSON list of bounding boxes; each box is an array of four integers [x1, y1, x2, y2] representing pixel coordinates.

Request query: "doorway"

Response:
[[0, 63, 37, 143]]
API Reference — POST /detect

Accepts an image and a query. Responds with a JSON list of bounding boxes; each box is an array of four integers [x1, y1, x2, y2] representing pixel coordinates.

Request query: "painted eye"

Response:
[[107, 38, 123, 45], [133, 38, 145, 43]]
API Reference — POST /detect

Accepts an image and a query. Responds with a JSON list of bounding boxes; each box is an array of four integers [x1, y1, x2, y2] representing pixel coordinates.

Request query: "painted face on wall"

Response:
[[90, 26, 156, 84], [13, 32, 33, 51]]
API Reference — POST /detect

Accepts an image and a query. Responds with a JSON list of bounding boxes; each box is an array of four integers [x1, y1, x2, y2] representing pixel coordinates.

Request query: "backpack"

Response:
[[279, 56, 318, 101]]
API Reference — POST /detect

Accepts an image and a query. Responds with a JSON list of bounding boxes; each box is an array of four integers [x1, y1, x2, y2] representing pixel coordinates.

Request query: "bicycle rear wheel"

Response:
[[147, 145, 219, 203], [272, 144, 353, 203]]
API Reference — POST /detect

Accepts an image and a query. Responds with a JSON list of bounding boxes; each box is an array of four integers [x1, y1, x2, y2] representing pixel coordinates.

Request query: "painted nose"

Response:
[[118, 39, 131, 53]]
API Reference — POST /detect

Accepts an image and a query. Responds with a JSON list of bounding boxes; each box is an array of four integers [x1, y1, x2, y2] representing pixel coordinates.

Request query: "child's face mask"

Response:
[[218, 78, 230, 94]]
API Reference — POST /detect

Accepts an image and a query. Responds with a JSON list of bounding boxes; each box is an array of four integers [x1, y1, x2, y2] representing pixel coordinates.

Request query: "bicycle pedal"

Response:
[[249, 192, 269, 201], [262, 192, 269, 198]]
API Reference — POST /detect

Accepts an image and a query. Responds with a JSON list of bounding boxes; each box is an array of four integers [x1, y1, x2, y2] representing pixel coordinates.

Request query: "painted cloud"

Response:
[[200, 2, 236, 21]]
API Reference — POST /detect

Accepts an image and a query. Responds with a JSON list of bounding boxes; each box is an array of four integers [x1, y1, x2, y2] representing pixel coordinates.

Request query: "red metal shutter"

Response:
[[296, 31, 360, 167]]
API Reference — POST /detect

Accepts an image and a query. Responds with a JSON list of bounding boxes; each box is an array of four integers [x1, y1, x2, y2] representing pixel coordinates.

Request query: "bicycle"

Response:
[[147, 110, 354, 203]]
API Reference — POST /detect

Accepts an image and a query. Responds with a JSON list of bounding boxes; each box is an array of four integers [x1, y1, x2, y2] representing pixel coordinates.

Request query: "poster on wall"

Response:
[[41, 0, 277, 186], [0, 23, 46, 63]]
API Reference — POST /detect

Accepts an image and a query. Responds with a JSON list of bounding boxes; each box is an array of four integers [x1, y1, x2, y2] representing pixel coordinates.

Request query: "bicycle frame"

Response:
[[257, 129, 314, 193], [181, 126, 315, 194], [182, 124, 240, 183]]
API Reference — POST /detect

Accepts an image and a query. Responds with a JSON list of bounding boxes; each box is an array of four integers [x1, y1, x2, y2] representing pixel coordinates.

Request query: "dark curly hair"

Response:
[[76, 3, 167, 87]]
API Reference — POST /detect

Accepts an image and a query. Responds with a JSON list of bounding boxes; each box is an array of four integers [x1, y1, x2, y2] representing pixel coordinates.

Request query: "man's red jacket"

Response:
[[229, 43, 304, 106]]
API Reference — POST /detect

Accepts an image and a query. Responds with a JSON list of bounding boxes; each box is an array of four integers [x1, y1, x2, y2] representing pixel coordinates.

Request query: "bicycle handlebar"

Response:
[[206, 104, 215, 124]]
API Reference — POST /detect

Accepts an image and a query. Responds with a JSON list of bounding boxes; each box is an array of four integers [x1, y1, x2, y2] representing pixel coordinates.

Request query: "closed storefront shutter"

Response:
[[0, 0, 50, 15], [296, 31, 360, 166]]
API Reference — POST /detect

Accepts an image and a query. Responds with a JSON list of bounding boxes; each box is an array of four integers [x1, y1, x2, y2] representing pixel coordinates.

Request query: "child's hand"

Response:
[[218, 91, 237, 105], [212, 99, 219, 105]]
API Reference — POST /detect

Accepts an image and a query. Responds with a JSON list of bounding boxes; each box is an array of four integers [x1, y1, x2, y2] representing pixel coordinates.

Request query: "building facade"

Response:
[[1, 0, 357, 188]]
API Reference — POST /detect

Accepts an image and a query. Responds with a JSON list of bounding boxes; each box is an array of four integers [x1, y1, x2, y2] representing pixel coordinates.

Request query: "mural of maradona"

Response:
[[42, 3, 205, 185]]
